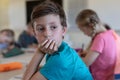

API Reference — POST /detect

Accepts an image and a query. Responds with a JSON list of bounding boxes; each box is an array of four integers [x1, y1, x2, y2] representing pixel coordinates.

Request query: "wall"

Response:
[[63, 0, 91, 48], [0, 0, 9, 29], [88, 0, 120, 30], [0, 0, 26, 40], [9, 0, 26, 30], [64, 0, 88, 29]]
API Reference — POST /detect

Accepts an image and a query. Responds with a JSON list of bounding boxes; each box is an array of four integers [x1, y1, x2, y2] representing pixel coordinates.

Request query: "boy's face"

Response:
[[0, 32, 13, 43], [33, 14, 67, 47]]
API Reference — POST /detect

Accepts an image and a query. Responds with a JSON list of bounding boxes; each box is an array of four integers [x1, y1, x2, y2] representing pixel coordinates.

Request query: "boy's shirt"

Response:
[[40, 41, 93, 80], [0, 43, 8, 49]]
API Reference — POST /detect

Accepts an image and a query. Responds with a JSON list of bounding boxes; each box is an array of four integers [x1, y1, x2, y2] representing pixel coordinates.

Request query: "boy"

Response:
[[0, 29, 15, 50], [18, 22, 38, 48], [23, 1, 93, 80], [0, 29, 23, 57]]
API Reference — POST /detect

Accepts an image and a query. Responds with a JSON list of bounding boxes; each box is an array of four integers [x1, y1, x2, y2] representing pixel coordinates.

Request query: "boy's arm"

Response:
[[30, 72, 47, 80], [23, 40, 58, 80], [22, 50, 46, 80]]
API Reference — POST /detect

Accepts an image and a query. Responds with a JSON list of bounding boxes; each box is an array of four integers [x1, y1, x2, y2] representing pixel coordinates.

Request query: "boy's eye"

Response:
[[51, 26, 57, 30], [36, 27, 45, 32]]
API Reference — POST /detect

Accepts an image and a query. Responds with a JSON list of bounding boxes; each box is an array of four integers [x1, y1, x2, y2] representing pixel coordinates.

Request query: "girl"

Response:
[[76, 9, 116, 80]]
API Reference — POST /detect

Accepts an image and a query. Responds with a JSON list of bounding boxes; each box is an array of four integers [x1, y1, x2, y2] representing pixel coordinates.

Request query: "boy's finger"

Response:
[[38, 40, 49, 53], [49, 40, 55, 50], [53, 42, 58, 52], [41, 39, 49, 47], [44, 39, 53, 49], [47, 41, 57, 54]]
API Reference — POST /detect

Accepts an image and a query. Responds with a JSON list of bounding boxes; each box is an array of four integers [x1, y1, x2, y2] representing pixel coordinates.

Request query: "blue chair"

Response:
[[115, 74, 120, 80]]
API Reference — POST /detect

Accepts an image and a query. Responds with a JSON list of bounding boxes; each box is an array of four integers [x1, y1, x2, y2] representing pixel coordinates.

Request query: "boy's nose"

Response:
[[44, 29, 52, 39]]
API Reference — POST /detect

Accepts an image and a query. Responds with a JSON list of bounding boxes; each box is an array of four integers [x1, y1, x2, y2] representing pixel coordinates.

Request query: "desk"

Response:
[[0, 67, 25, 80], [0, 51, 45, 80]]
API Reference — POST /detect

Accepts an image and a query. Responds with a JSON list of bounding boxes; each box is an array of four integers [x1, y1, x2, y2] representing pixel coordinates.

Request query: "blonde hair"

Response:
[[76, 9, 100, 27]]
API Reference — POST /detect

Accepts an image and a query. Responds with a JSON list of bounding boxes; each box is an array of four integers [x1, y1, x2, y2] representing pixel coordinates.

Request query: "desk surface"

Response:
[[0, 51, 45, 80]]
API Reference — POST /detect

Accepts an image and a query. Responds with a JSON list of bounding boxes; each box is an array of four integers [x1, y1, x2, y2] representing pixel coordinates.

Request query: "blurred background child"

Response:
[[0, 29, 15, 50], [104, 24, 120, 79], [76, 9, 116, 80], [18, 22, 38, 48], [0, 29, 24, 57]]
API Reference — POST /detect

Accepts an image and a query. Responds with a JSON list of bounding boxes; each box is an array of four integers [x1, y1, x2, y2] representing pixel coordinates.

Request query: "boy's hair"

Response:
[[0, 29, 15, 45], [76, 9, 100, 27], [0, 29, 14, 37], [31, 1, 67, 28]]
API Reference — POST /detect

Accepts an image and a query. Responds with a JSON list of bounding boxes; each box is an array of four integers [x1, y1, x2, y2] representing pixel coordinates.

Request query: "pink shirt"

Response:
[[112, 31, 120, 74], [90, 30, 116, 80]]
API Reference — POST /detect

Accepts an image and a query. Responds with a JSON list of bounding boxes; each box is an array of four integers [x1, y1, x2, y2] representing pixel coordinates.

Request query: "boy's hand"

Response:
[[38, 39, 58, 54]]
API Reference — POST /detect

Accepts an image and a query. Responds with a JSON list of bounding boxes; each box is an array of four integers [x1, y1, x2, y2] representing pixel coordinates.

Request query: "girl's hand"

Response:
[[38, 39, 58, 54], [78, 50, 87, 57]]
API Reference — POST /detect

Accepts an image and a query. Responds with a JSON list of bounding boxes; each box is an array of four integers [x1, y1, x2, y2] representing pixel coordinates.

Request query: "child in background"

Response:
[[0, 37, 8, 50], [0, 29, 23, 57], [104, 24, 120, 79], [18, 22, 38, 48], [23, 1, 93, 80], [0, 29, 15, 50], [76, 9, 116, 80]]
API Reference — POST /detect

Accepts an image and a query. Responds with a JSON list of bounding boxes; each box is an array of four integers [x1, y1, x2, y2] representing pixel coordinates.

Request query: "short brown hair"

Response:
[[0, 29, 15, 45], [0, 29, 14, 37], [76, 9, 100, 27], [31, 1, 67, 27]]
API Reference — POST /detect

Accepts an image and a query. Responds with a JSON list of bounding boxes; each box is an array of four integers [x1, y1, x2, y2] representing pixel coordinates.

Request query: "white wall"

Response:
[[0, 0, 26, 40], [0, 0, 9, 29], [9, 0, 26, 30], [88, 0, 120, 30], [64, 0, 87, 29], [63, 0, 91, 48]]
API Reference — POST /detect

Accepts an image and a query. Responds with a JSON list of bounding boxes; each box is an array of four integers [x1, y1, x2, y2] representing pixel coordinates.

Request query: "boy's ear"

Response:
[[32, 29, 36, 36], [62, 27, 67, 36]]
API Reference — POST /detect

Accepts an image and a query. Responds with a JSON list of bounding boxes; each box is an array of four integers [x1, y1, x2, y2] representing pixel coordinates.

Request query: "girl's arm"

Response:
[[82, 50, 99, 66], [80, 40, 99, 66]]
